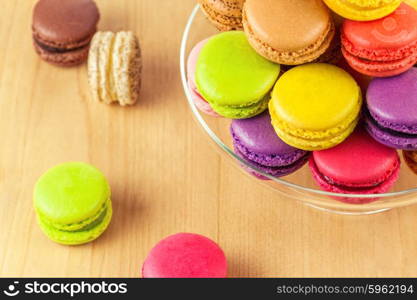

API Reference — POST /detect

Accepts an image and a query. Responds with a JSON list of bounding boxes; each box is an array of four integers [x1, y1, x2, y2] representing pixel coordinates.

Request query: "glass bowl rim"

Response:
[[179, 4, 417, 202]]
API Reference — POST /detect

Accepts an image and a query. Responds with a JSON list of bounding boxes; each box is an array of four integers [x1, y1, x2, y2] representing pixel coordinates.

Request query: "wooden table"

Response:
[[0, 0, 416, 278]]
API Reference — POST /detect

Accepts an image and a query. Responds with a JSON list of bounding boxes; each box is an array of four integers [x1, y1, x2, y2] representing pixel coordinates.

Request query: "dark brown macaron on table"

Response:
[[32, 0, 100, 67]]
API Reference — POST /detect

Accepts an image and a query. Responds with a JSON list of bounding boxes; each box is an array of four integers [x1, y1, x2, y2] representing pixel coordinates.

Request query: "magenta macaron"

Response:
[[187, 39, 219, 117], [341, 3, 417, 77], [309, 129, 400, 204], [142, 233, 227, 278]]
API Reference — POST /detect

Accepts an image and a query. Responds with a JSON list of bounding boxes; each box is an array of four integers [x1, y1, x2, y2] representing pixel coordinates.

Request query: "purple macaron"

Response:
[[231, 111, 310, 180], [365, 67, 417, 150]]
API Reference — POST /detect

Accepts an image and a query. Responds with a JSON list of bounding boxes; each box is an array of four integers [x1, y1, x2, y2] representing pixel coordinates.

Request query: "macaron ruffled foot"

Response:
[[309, 129, 400, 204], [231, 112, 310, 180], [200, 0, 245, 31], [365, 68, 417, 150], [32, 0, 100, 67], [196, 31, 280, 119], [142, 233, 227, 278]]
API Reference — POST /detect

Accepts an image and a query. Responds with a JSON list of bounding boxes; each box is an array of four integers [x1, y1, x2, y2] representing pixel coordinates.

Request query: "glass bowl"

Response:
[[179, 4, 417, 215]]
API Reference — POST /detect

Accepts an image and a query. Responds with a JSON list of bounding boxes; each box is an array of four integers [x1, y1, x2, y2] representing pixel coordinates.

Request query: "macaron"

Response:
[[365, 68, 417, 150], [34, 162, 112, 245], [342, 3, 417, 77], [196, 31, 280, 119], [142, 233, 227, 278], [200, 0, 244, 31], [231, 112, 310, 180], [187, 39, 219, 117], [88, 31, 142, 106], [309, 129, 401, 204], [406, 0, 417, 10], [323, 0, 401, 21], [269, 63, 362, 151], [32, 0, 100, 67], [403, 150, 417, 174], [242, 0, 335, 65]]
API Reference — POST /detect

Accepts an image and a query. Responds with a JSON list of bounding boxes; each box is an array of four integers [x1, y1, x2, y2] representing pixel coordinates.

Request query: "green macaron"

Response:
[[34, 162, 112, 245], [196, 31, 280, 119]]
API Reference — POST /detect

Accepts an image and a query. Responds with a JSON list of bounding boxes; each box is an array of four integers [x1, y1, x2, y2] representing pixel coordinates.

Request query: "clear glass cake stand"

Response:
[[180, 4, 417, 215]]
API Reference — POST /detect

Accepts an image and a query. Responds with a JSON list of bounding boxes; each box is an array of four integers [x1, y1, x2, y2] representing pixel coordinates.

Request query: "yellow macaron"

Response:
[[269, 63, 362, 151], [405, 0, 417, 10], [323, 0, 402, 21]]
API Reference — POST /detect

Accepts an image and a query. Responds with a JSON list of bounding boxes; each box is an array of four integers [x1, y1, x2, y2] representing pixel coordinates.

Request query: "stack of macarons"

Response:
[[189, 0, 417, 202]]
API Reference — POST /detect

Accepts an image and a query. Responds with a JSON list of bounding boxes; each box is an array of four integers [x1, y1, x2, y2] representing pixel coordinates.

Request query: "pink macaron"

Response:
[[187, 39, 220, 117], [142, 233, 227, 278], [309, 129, 400, 204]]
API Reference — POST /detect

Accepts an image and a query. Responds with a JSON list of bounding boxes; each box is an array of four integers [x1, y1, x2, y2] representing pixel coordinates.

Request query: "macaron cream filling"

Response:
[[269, 96, 361, 148]]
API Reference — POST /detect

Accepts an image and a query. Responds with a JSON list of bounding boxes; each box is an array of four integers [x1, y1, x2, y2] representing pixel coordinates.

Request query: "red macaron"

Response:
[[142, 233, 227, 278], [341, 3, 417, 77], [309, 129, 400, 204]]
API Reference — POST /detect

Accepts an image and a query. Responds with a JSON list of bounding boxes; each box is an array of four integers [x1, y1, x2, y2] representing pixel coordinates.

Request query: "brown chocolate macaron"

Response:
[[243, 0, 335, 65], [32, 0, 100, 67], [200, 0, 245, 31]]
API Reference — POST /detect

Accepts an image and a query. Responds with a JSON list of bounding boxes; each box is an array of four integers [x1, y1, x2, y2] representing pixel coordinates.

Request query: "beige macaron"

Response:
[[88, 31, 142, 106], [200, 0, 245, 31]]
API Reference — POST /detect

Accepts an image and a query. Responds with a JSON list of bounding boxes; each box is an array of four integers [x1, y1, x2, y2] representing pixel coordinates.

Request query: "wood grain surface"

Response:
[[0, 0, 417, 278]]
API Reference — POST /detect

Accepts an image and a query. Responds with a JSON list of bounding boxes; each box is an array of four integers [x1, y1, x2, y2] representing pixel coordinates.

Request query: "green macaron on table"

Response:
[[2, 0, 417, 279], [180, 4, 417, 215]]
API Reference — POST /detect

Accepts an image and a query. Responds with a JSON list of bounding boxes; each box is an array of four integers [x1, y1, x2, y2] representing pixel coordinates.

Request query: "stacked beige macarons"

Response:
[[200, 0, 245, 31], [88, 31, 142, 106]]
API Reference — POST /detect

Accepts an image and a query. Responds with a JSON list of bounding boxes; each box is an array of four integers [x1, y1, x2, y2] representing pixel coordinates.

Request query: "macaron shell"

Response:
[[234, 145, 309, 179], [323, 0, 401, 21], [112, 31, 142, 106], [32, 0, 99, 48], [243, 0, 335, 65], [142, 233, 227, 278], [364, 112, 417, 150], [244, 0, 331, 52], [88, 31, 142, 106], [187, 79, 220, 117], [367, 68, 417, 132], [342, 47, 417, 77], [34, 162, 111, 225], [312, 130, 400, 187], [196, 31, 280, 108], [37, 199, 112, 245]]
